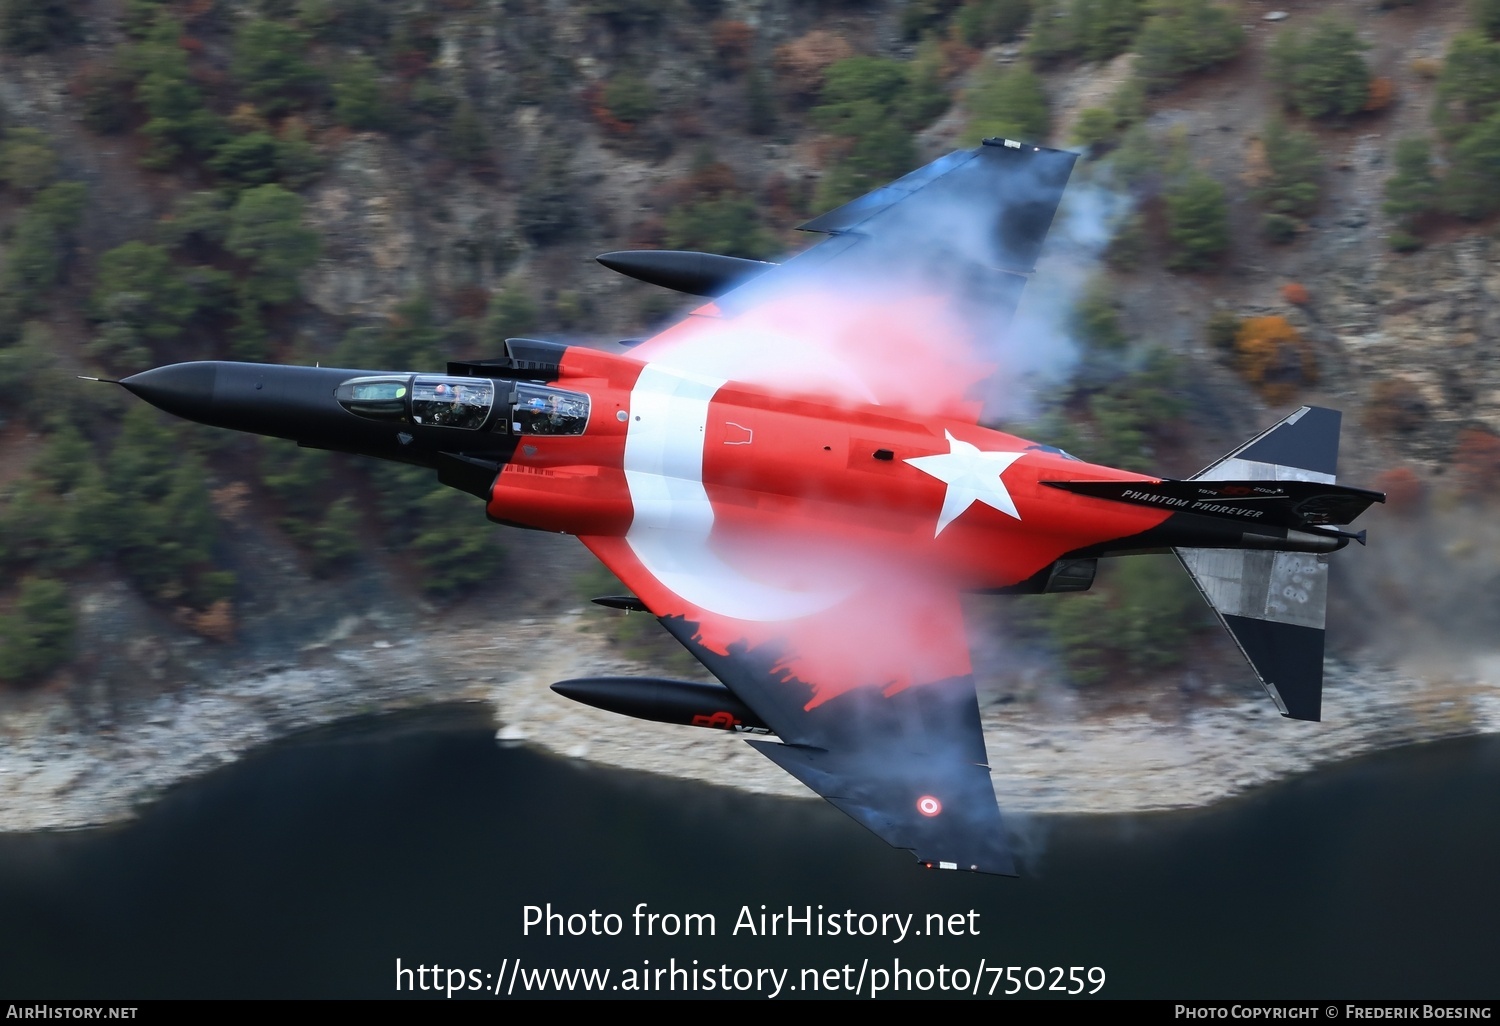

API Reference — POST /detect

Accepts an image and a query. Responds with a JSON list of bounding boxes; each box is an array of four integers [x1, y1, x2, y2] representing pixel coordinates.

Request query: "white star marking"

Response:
[[905, 431, 1026, 537]]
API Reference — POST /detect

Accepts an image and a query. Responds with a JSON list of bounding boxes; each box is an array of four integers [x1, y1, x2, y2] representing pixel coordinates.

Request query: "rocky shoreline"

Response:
[[2, 606, 1496, 835]]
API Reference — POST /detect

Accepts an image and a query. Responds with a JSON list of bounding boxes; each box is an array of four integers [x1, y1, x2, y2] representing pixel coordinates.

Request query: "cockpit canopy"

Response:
[[335, 376, 410, 420], [511, 383, 589, 435], [411, 376, 494, 429], [335, 374, 589, 436], [1025, 443, 1082, 461]]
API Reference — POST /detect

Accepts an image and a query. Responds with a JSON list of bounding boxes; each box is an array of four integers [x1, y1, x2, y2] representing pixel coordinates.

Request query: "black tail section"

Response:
[[1203, 405, 1343, 480], [1154, 406, 1383, 722], [1053, 407, 1377, 722]]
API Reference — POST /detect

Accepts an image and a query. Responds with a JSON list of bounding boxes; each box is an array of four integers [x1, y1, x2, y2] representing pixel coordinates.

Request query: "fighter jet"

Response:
[[111, 140, 1383, 874]]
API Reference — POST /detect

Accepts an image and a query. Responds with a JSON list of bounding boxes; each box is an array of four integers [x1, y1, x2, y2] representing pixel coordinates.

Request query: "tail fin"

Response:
[[1188, 405, 1340, 484], [1175, 407, 1349, 722]]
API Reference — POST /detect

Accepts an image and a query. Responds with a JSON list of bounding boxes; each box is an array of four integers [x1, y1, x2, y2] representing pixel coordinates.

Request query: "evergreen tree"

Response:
[[954, 0, 1032, 48], [1025, 0, 1073, 64], [1, 425, 110, 572], [105, 407, 223, 604], [1072, 0, 1146, 63], [232, 19, 319, 115], [0, 476, 71, 571], [1072, 277, 1127, 351], [961, 63, 1049, 145], [366, 461, 503, 596], [1133, 0, 1243, 94], [818, 57, 910, 119], [409, 487, 505, 595], [260, 441, 362, 575], [334, 56, 386, 130], [157, 191, 232, 249], [1433, 31, 1500, 143], [128, 14, 224, 167], [1034, 555, 1201, 685], [665, 194, 774, 258], [90, 242, 200, 341], [226, 184, 320, 307], [0, 321, 72, 417], [1442, 112, 1500, 219], [336, 294, 446, 369], [1383, 137, 1437, 250], [899, 38, 950, 129], [209, 132, 283, 189], [1269, 16, 1371, 121], [305, 497, 362, 575], [0, 127, 58, 194], [1259, 118, 1321, 242], [811, 56, 930, 207], [0, 180, 85, 317], [1164, 168, 1228, 269], [0, 577, 74, 684]]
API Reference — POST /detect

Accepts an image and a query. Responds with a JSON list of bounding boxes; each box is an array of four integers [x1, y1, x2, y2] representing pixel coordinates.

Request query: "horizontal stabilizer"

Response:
[[1222, 614, 1324, 721], [1175, 548, 1328, 720], [1044, 479, 1384, 529]]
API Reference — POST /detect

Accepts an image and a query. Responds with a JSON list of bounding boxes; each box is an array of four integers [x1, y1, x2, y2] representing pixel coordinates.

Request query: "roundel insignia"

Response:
[[917, 795, 942, 817]]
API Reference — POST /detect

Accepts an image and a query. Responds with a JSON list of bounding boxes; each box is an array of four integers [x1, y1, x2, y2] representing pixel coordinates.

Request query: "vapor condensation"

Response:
[[623, 146, 1129, 712], [1331, 487, 1500, 682], [644, 156, 1125, 420]]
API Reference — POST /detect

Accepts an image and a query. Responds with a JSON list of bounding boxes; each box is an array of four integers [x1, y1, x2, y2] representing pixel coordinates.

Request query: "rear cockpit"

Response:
[[511, 383, 589, 435]]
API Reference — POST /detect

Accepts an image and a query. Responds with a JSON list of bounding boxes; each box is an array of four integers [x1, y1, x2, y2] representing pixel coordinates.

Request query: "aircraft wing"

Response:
[[627, 139, 1079, 421], [581, 535, 1012, 874]]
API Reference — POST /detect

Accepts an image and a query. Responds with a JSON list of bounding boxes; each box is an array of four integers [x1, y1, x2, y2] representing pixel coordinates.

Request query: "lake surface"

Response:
[[1, 707, 1496, 999]]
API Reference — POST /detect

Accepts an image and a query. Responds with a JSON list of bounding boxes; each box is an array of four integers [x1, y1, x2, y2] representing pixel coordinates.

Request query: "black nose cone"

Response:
[[120, 362, 219, 423]]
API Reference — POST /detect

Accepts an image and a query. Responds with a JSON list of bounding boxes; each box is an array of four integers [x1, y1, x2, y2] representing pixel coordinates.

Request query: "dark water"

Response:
[[1, 707, 1497, 999]]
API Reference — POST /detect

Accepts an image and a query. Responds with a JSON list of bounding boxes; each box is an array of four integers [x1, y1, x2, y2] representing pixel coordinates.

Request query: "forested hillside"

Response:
[[1, 0, 1497, 707]]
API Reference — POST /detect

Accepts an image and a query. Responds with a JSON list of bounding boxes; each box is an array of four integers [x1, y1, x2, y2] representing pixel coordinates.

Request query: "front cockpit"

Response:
[[411, 377, 494, 429], [335, 374, 589, 436]]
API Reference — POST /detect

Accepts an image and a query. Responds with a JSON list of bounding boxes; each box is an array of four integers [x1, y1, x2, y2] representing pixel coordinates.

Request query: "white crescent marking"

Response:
[[622, 364, 846, 622]]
